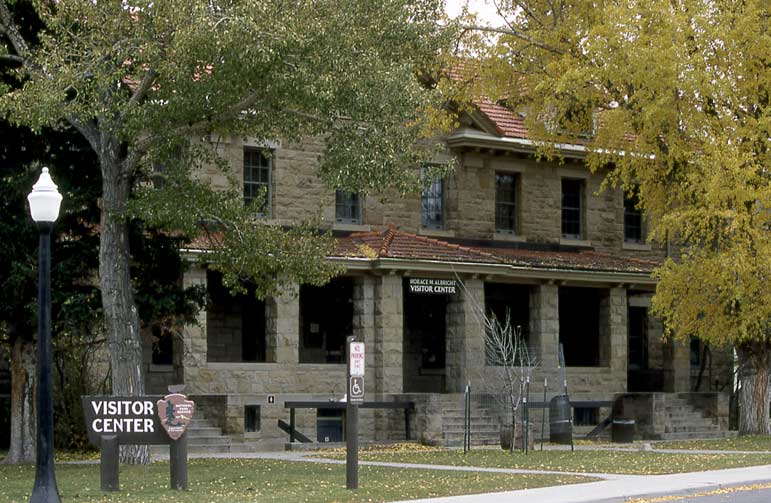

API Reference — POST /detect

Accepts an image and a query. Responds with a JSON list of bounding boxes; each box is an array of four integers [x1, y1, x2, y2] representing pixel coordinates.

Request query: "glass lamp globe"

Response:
[[27, 168, 63, 223]]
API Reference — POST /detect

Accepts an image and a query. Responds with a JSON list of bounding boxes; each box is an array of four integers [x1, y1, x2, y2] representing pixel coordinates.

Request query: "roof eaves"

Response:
[[370, 257, 656, 285], [446, 128, 588, 159]]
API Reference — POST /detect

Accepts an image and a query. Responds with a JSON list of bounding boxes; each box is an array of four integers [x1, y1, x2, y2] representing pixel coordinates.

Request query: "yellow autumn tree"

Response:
[[453, 0, 771, 434]]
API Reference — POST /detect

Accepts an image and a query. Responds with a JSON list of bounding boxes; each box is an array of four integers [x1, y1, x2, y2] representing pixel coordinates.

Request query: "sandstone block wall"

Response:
[[193, 136, 666, 263]]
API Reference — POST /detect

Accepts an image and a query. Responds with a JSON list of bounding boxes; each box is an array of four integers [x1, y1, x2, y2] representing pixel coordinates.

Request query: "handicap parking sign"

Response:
[[349, 376, 364, 403]]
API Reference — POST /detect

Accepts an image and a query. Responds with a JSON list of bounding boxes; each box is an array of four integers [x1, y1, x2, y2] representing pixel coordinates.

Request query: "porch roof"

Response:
[[332, 225, 661, 275]]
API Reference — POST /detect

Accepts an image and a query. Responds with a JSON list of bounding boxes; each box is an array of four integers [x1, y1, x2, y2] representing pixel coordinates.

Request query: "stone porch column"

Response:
[[353, 276, 376, 395], [604, 287, 628, 388], [375, 275, 403, 394], [531, 284, 559, 371], [266, 284, 299, 364], [446, 278, 485, 391], [179, 267, 208, 387], [670, 340, 691, 392]]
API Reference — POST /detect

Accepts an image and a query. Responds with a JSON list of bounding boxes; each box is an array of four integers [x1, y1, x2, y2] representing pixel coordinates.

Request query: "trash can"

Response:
[[549, 395, 573, 444], [612, 418, 636, 443]]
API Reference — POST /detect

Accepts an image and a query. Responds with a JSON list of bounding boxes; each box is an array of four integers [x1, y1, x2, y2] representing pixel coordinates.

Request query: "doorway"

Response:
[[403, 285, 447, 392], [627, 306, 660, 391]]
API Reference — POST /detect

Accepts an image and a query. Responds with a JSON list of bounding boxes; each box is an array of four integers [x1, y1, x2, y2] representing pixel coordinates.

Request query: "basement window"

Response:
[[574, 407, 598, 426]]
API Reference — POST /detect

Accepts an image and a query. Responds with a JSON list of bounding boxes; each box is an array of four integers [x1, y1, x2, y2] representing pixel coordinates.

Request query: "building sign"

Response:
[[82, 394, 195, 446], [349, 342, 365, 377], [408, 278, 457, 295]]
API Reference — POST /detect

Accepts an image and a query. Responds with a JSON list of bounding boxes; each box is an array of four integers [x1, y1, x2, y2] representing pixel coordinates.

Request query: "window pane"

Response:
[[624, 192, 643, 243], [244, 148, 271, 216], [421, 178, 443, 229], [495, 173, 517, 233], [335, 190, 361, 224], [561, 179, 582, 239]]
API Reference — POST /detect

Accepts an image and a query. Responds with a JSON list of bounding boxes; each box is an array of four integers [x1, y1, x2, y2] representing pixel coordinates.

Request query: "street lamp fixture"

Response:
[[27, 167, 62, 503]]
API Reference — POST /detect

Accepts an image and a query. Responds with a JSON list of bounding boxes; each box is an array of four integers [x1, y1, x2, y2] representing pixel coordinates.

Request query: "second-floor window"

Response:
[[561, 178, 583, 239], [624, 192, 643, 243], [244, 148, 272, 215], [335, 190, 361, 224], [421, 177, 444, 229], [495, 172, 518, 234]]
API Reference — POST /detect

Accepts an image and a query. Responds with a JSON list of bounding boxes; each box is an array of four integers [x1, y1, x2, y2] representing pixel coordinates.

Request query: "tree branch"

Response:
[[68, 115, 101, 156], [462, 25, 564, 54], [0, 2, 30, 60], [127, 68, 158, 108], [0, 53, 23, 65]]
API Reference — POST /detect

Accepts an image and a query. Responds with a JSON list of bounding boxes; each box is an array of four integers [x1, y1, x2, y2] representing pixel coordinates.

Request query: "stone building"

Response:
[[143, 100, 735, 450]]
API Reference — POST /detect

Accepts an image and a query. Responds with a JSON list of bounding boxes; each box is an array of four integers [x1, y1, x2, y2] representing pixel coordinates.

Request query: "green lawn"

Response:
[[653, 435, 771, 452], [321, 448, 771, 475], [0, 458, 593, 503]]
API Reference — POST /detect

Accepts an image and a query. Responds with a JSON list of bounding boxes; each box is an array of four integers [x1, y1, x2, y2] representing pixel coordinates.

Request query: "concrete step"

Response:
[[663, 425, 721, 434], [442, 418, 499, 427], [666, 418, 717, 428], [443, 432, 499, 446], [187, 435, 231, 446], [444, 430, 500, 438], [187, 427, 223, 438], [659, 430, 738, 440], [190, 419, 215, 429]]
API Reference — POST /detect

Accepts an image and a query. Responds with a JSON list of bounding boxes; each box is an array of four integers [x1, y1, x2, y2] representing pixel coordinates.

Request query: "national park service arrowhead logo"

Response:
[[157, 393, 195, 441]]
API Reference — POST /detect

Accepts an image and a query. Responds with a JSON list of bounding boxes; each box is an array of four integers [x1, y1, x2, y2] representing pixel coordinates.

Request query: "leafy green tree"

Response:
[[455, 0, 771, 434], [1, 0, 453, 461], [0, 121, 102, 462]]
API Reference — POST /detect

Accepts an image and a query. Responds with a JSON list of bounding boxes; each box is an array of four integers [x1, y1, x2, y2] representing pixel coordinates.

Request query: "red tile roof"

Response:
[[476, 99, 529, 139], [334, 225, 501, 264], [184, 225, 659, 275], [469, 245, 659, 274], [333, 225, 659, 274], [446, 63, 636, 146]]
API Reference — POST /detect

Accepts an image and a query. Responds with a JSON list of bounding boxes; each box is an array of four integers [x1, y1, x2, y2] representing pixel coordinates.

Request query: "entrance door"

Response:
[[403, 289, 447, 393], [627, 306, 659, 391]]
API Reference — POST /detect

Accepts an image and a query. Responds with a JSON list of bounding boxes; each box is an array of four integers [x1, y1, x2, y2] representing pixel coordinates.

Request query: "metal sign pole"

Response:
[[346, 336, 361, 490], [540, 377, 547, 451]]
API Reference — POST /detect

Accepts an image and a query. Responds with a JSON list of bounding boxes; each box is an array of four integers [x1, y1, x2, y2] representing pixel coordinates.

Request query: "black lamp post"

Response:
[[27, 167, 63, 503]]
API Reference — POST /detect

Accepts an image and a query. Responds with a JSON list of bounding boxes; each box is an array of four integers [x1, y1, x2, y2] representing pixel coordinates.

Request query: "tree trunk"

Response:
[[100, 156, 148, 464], [5, 336, 36, 464], [736, 340, 771, 435]]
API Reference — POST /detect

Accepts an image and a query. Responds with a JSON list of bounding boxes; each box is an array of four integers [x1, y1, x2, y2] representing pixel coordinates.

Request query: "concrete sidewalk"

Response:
[[390, 464, 771, 503], [148, 447, 771, 502]]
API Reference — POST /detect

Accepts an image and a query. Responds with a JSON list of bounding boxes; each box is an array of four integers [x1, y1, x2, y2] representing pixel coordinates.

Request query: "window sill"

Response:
[[333, 223, 371, 232], [493, 232, 526, 243], [419, 228, 455, 238], [622, 241, 652, 251], [559, 238, 592, 248]]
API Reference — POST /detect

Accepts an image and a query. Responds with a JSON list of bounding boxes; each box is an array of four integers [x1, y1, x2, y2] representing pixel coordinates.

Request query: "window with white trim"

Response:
[[561, 178, 583, 239], [421, 177, 444, 229], [624, 191, 643, 243], [495, 172, 518, 234], [243, 148, 271, 216], [335, 190, 361, 224]]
